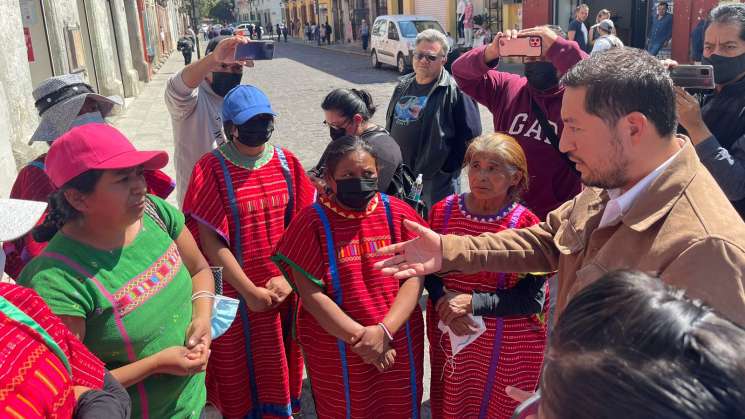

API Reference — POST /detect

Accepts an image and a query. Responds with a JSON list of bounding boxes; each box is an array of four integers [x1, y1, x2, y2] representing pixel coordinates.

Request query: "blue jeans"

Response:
[[647, 41, 664, 56]]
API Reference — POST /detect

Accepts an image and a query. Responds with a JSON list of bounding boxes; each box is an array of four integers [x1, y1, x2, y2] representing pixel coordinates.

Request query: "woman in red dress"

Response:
[[183, 85, 315, 418], [272, 136, 425, 418], [426, 133, 549, 419]]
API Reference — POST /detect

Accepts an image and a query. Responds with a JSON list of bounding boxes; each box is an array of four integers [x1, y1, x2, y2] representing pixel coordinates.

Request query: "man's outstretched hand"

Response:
[[374, 220, 443, 280]]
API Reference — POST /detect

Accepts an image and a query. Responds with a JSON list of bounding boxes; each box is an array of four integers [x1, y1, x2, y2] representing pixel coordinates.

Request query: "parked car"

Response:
[[370, 15, 449, 74]]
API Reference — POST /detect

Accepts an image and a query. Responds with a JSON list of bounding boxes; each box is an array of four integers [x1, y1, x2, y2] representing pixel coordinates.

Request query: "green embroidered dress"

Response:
[[18, 195, 206, 418]]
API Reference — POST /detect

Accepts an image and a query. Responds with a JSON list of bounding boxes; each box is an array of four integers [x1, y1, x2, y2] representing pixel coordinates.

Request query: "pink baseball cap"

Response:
[[46, 123, 169, 188]]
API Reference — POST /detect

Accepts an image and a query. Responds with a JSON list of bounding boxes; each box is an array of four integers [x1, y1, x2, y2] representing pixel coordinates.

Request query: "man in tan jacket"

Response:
[[376, 47, 745, 326]]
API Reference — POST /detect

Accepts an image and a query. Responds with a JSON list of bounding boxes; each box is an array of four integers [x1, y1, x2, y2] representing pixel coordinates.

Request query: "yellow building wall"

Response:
[[387, 0, 416, 14]]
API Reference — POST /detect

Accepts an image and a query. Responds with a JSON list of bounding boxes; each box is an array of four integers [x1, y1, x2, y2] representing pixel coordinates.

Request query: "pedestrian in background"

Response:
[[690, 16, 706, 63], [360, 19, 370, 50], [568, 4, 590, 52], [178, 33, 194, 65], [311, 88, 402, 194], [18, 124, 215, 418], [165, 35, 253, 205], [591, 19, 623, 54], [510, 271, 745, 419], [282, 24, 289, 42], [183, 85, 314, 418], [325, 21, 333, 44], [673, 3, 745, 219], [272, 136, 426, 419], [376, 47, 745, 328], [588, 8, 612, 46], [4, 74, 174, 280], [305, 22, 312, 42], [425, 133, 548, 419], [647, 1, 673, 56], [316, 23, 322, 46], [452, 26, 585, 219], [385, 29, 482, 208]]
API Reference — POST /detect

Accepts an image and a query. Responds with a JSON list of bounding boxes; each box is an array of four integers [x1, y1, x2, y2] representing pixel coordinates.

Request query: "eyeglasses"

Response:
[[510, 390, 541, 419], [413, 52, 443, 62], [322, 119, 350, 130]]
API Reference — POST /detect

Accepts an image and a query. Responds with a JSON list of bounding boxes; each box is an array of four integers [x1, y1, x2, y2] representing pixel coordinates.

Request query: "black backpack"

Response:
[[386, 163, 428, 219]]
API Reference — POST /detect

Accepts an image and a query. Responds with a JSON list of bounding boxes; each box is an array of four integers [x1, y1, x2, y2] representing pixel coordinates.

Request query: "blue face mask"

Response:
[[211, 294, 239, 339]]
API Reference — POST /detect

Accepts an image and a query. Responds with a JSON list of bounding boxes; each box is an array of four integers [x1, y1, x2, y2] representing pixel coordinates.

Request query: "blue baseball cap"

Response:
[[222, 85, 276, 125]]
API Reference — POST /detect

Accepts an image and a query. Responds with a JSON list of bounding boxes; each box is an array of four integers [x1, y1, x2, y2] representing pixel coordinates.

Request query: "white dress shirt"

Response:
[[599, 147, 683, 228]]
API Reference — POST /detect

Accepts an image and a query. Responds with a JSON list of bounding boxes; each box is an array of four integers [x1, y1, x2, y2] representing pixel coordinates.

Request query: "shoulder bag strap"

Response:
[[274, 146, 294, 228]]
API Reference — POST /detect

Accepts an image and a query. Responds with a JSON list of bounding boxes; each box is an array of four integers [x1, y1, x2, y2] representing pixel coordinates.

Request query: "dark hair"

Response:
[[708, 3, 745, 42], [658, 1, 669, 9], [32, 170, 104, 242], [544, 24, 566, 39], [321, 135, 379, 177], [561, 47, 676, 137], [542, 270, 745, 419], [321, 88, 377, 121]]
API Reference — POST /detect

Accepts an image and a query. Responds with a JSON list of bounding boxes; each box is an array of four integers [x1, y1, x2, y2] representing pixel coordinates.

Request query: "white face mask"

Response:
[[70, 111, 105, 129], [438, 315, 486, 356]]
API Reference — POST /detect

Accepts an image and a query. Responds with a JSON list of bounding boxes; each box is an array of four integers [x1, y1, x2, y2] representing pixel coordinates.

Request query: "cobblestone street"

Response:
[[111, 40, 501, 418]]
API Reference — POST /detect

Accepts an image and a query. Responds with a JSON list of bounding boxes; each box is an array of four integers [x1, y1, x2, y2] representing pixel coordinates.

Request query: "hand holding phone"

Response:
[[498, 36, 543, 57], [669, 64, 715, 91], [234, 41, 275, 61]]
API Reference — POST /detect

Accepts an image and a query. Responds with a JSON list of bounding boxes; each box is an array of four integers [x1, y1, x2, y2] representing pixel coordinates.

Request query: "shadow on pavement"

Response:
[[272, 40, 405, 85]]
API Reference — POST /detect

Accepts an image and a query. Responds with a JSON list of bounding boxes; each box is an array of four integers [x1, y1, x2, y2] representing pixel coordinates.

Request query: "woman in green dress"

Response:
[[18, 123, 214, 418]]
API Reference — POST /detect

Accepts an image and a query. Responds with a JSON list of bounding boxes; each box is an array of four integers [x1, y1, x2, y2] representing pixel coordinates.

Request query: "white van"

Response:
[[370, 15, 448, 74]]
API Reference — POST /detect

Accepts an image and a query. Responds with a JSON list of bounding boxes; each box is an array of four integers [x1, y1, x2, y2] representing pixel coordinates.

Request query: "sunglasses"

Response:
[[322, 119, 350, 130], [413, 52, 443, 62]]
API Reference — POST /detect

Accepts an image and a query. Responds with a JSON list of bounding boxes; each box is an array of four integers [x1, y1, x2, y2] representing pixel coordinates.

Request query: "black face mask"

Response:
[[236, 118, 275, 147], [329, 126, 347, 140], [335, 177, 378, 210], [703, 52, 745, 85], [524, 61, 559, 91], [211, 72, 242, 97]]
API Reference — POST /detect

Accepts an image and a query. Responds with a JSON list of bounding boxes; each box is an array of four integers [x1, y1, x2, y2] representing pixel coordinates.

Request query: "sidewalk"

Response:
[[284, 36, 370, 57], [282, 35, 525, 75], [110, 52, 183, 205]]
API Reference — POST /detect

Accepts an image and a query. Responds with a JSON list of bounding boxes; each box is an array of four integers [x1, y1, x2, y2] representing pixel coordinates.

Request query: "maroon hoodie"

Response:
[[452, 37, 587, 219]]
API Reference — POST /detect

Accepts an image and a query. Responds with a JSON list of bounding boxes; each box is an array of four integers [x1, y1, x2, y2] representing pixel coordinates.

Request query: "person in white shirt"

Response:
[[591, 19, 624, 55], [165, 35, 253, 205]]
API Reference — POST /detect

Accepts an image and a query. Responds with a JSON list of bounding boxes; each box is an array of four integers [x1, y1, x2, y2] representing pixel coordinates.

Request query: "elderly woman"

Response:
[[425, 133, 548, 419], [18, 124, 214, 418]]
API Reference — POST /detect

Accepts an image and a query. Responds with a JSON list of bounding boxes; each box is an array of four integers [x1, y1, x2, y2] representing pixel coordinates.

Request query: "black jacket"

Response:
[[385, 69, 481, 206], [688, 76, 745, 218]]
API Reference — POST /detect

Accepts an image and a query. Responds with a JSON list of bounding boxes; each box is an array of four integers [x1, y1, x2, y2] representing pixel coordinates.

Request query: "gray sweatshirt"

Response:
[[165, 69, 227, 206]]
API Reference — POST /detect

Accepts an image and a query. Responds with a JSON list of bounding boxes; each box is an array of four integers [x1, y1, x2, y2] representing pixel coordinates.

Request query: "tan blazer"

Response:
[[441, 143, 745, 325]]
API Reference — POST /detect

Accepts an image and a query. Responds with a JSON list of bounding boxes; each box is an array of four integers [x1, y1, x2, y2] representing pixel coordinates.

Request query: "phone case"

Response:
[[498, 36, 542, 57], [234, 42, 275, 60]]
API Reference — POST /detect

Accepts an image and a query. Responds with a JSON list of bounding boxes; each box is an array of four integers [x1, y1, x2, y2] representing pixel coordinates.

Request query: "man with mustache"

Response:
[[375, 47, 745, 328]]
